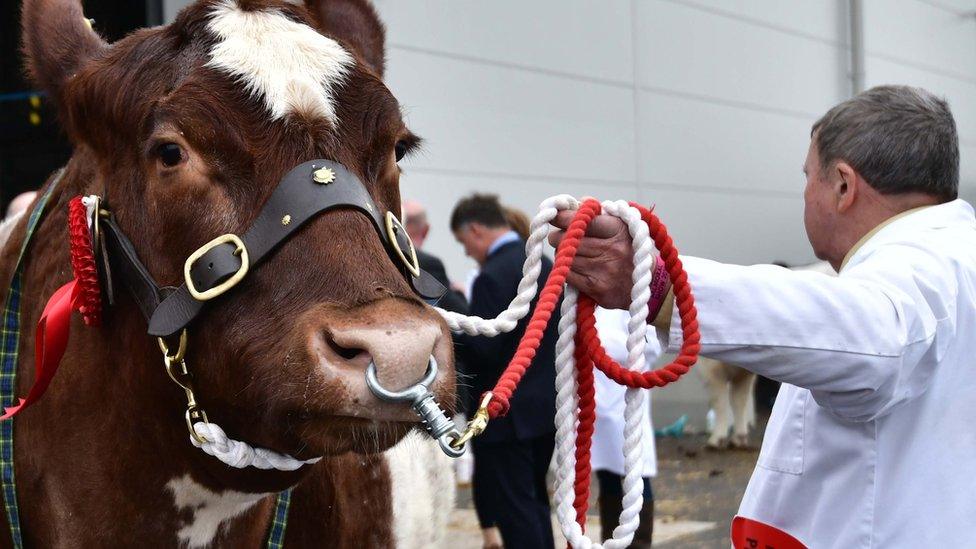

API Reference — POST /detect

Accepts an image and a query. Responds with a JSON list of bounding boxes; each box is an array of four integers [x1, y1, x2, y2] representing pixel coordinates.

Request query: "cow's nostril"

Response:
[[325, 332, 366, 361]]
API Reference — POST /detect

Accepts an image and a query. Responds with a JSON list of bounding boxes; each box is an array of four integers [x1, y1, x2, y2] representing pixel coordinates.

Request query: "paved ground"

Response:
[[445, 415, 767, 547], [651, 432, 761, 547]]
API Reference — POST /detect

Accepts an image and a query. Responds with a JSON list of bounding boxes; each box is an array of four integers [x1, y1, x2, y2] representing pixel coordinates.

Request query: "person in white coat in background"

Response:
[[591, 307, 661, 548], [549, 85, 975, 548], [0, 191, 37, 248]]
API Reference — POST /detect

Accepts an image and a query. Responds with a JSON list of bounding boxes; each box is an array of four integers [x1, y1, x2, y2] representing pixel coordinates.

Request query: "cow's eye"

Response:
[[156, 143, 185, 168], [394, 140, 408, 163]]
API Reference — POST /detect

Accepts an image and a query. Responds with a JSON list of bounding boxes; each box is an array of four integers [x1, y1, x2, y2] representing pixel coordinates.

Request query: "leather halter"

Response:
[[98, 159, 446, 337]]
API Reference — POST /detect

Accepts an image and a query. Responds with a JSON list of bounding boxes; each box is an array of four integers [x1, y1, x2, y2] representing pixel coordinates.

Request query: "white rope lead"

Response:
[[191, 422, 321, 471], [607, 200, 654, 548], [549, 202, 654, 548], [437, 197, 657, 548], [552, 286, 583, 540], [436, 195, 580, 336]]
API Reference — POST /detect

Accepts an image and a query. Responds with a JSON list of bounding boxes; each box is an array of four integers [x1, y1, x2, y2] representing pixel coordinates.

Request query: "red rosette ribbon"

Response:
[[67, 196, 102, 326], [3, 196, 102, 419]]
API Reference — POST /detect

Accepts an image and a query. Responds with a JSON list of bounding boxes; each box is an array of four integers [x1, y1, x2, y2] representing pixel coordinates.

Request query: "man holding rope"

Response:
[[550, 85, 974, 547]]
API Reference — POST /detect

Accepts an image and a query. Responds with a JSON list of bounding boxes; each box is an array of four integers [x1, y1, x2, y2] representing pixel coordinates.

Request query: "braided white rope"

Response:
[[549, 201, 654, 548], [552, 286, 582, 539], [436, 197, 657, 548], [437, 194, 580, 336], [605, 200, 654, 548], [191, 422, 321, 471]]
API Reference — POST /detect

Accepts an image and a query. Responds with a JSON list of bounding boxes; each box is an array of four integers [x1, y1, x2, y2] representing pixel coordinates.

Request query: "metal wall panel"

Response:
[[157, 0, 976, 422]]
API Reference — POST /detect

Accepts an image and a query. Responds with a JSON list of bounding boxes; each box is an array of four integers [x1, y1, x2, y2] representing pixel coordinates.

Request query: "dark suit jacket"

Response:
[[455, 240, 558, 442], [417, 249, 468, 315]]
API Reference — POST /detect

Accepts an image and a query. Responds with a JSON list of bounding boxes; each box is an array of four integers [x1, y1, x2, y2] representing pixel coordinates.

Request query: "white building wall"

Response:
[[162, 0, 976, 426], [861, 0, 976, 200], [372, 0, 975, 426]]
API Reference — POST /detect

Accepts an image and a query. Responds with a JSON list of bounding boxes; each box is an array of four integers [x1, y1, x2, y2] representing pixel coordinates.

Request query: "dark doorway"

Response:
[[0, 1, 162, 213]]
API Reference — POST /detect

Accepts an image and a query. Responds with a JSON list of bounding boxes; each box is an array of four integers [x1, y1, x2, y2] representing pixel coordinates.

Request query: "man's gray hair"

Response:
[[812, 85, 959, 201]]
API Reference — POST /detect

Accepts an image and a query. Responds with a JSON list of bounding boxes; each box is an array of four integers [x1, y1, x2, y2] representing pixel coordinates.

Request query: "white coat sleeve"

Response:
[[664, 245, 957, 422]]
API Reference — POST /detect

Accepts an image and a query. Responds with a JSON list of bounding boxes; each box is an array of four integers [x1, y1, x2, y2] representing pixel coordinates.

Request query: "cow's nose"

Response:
[[324, 321, 441, 392]]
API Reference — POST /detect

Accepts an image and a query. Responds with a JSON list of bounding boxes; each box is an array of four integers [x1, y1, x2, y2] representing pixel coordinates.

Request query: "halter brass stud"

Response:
[[281, 214, 292, 226], [312, 167, 335, 184]]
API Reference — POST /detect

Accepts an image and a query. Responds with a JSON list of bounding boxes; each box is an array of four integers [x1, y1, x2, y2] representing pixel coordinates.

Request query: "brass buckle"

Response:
[[184, 234, 250, 301], [385, 212, 420, 278]]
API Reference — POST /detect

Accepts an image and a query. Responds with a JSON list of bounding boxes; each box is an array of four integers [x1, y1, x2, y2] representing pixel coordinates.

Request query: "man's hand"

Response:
[[548, 211, 637, 310]]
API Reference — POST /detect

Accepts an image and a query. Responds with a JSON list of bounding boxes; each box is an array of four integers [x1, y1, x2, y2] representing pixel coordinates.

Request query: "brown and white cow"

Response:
[[697, 356, 757, 449], [0, 0, 455, 546]]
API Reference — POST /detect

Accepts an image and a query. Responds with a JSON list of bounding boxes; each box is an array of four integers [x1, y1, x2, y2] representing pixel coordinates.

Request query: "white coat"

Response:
[[591, 307, 660, 477], [659, 200, 976, 548]]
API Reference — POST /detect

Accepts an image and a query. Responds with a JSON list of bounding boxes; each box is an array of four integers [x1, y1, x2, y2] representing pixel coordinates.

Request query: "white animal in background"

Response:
[[698, 356, 756, 449], [698, 261, 835, 449]]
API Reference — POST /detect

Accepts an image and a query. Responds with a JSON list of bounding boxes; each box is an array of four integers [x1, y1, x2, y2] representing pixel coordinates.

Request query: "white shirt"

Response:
[[661, 199, 976, 548], [592, 307, 660, 477]]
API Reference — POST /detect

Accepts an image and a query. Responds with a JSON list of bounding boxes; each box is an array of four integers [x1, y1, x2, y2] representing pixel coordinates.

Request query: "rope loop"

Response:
[[436, 195, 700, 547]]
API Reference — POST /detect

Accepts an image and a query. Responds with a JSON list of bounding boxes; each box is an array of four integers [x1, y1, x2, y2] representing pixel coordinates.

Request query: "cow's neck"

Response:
[[5, 176, 306, 548]]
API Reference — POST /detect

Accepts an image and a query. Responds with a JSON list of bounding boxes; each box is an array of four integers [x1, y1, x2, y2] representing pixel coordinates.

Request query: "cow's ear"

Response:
[[22, 0, 108, 103], [304, 0, 386, 78]]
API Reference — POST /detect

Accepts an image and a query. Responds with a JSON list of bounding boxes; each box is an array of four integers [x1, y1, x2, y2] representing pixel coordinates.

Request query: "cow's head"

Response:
[[22, 0, 455, 459]]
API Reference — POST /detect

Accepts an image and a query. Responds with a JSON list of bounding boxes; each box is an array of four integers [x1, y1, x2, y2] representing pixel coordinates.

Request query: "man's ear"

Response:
[[466, 222, 482, 237], [834, 161, 859, 213]]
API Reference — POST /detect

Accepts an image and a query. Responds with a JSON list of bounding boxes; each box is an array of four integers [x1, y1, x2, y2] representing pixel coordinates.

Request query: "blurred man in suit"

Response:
[[403, 198, 473, 421], [451, 194, 558, 549], [403, 199, 468, 315]]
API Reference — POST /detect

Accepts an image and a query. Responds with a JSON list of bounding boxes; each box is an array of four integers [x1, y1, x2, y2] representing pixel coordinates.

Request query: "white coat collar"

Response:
[[841, 199, 976, 273]]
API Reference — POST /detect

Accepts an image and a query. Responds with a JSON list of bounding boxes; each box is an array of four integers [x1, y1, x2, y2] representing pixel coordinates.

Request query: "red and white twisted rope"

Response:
[[436, 195, 700, 548]]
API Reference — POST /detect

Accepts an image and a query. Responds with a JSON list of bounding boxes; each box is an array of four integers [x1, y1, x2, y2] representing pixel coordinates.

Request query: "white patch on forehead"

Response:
[[167, 474, 270, 548], [206, 0, 355, 122], [385, 431, 455, 547]]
